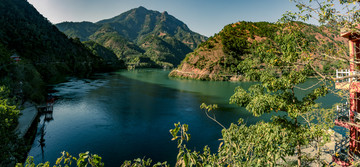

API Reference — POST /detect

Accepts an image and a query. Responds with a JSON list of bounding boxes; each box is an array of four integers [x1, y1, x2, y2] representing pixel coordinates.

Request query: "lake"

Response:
[[27, 69, 342, 166]]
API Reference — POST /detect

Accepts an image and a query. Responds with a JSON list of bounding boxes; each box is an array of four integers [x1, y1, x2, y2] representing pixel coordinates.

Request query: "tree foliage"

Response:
[[282, 0, 359, 100], [282, 0, 360, 165], [18, 151, 104, 167], [168, 120, 299, 166], [228, 20, 335, 166], [0, 86, 26, 166]]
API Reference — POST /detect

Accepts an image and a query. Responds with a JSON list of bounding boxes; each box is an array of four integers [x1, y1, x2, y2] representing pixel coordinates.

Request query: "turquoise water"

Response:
[[27, 69, 341, 166]]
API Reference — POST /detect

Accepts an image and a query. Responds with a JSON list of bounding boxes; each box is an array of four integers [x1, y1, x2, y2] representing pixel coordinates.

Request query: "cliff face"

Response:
[[169, 35, 230, 80], [170, 21, 348, 81]]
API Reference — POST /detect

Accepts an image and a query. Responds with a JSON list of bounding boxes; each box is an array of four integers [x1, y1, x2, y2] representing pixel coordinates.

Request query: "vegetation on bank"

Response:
[[0, 86, 25, 166], [0, 43, 45, 103]]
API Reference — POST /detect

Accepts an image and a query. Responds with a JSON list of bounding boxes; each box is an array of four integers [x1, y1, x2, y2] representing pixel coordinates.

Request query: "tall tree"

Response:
[[229, 0, 360, 166], [229, 21, 332, 166], [284, 0, 360, 165]]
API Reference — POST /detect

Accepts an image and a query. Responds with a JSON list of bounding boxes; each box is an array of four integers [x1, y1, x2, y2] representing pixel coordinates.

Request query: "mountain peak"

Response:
[[130, 6, 149, 15], [137, 6, 147, 11], [131, 6, 149, 13]]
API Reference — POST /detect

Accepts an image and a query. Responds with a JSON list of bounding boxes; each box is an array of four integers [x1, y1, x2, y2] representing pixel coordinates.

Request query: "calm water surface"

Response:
[[27, 69, 341, 166]]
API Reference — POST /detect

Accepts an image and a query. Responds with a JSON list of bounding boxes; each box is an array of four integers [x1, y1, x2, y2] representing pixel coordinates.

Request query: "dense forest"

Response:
[[169, 21, 347, 81], [0, 0, 125, 102], [56, 6, 207, 68]]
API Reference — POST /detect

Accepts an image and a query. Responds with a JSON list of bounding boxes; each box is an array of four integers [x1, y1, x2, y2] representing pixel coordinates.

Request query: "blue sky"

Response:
[[27, 0, 299, 37]]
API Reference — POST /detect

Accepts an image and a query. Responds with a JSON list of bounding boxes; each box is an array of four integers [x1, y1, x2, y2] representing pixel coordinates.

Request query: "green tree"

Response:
[[229, 22, 332, 166], [169, 119, 296, 166], [283, 0, 360, 165], [167, 104, 298, 167], [301, 106, 335, 166], [227, 0, 360, 166]]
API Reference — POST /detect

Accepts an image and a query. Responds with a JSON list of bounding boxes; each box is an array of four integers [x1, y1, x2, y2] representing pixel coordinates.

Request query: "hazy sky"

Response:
[[27, 0, 299, 37]]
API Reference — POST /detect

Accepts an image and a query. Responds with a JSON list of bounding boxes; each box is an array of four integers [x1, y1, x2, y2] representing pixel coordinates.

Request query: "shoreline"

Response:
[[15, 102, 39, 138], [169, 69, 246, 81], [169, 69, 333, 82]]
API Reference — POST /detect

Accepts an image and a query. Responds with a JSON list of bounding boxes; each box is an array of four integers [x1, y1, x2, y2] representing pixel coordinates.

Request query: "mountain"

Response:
[[87, 25, 146, 60], [83, 41, 126, 70], [56, 6, 207, 68], [0, 0, 124, 102], [139, 34, 193, 67], [95, 6, 205, 49], [169, 21, 347, 81], [55, 21, 101, 41]]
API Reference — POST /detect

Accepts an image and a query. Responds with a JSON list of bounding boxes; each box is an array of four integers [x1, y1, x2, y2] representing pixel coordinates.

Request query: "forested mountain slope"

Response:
[[0, 0, 123, 102], [56, 6, 207, 68], [169, 21, 347, 81]]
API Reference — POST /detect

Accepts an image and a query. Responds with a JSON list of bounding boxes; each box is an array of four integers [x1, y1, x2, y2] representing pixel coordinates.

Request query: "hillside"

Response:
[[55, 21, 101, 41], [169, 21, 348, 81], [0, 0, 124, 102], [83, 41, 126, 70], [56, 6, 207, 68]]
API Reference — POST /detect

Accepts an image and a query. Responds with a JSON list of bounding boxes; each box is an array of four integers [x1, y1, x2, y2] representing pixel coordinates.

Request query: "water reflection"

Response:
[[36, 113, 53, 163], [38, 117, 46, 162], [36, 94, 56, 163]]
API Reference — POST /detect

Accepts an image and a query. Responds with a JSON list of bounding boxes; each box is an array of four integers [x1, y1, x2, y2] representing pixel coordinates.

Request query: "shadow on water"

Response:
[[27, 69, 341, 166]]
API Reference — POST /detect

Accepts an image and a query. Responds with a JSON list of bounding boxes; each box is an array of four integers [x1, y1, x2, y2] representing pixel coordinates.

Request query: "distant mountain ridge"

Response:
[[56, 6, 207, 68]]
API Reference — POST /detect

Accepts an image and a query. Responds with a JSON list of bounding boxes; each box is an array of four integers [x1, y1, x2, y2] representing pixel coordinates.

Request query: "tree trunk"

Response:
[[317, 138, 320, 167], [293, 88, 302, 167], [297, 141, 301, 166]]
